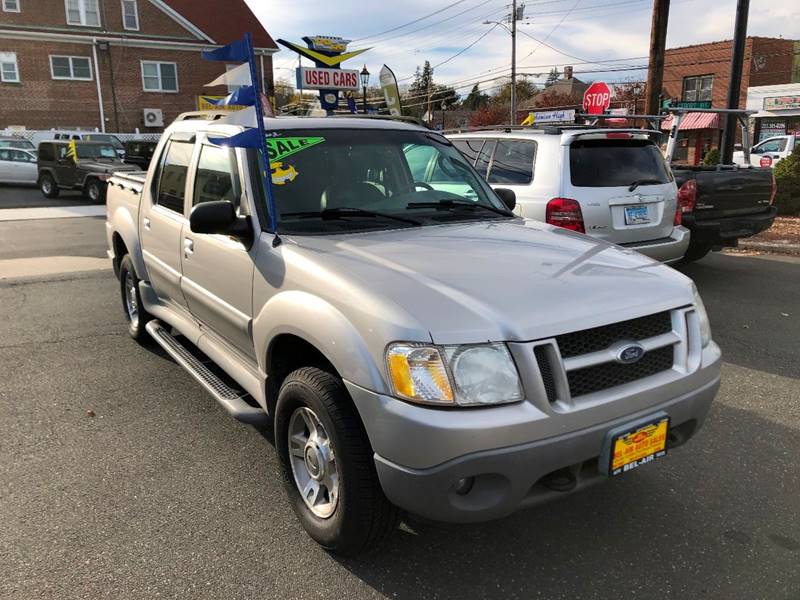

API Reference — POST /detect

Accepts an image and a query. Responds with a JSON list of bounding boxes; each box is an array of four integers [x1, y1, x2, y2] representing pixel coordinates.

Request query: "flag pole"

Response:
[[244, 32, 280, 240]]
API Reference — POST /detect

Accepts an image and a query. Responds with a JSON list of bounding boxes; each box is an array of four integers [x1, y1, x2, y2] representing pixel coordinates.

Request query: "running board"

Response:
[[145, 320, 268, 426]]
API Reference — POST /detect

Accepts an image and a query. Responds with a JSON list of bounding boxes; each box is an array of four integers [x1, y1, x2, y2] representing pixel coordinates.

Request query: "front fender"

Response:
[[252, 290, 388, 394]]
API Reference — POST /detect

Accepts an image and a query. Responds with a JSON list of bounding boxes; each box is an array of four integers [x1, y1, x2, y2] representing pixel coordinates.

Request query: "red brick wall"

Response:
[[749, 37, 795, 88], [0, 38, 274, 131], [0, 0, 196, 39]]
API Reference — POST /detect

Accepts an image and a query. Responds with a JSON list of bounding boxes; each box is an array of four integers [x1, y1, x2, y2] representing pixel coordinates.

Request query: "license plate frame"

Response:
[[624, 204, 650, 225], [600, 412, 670, 476]]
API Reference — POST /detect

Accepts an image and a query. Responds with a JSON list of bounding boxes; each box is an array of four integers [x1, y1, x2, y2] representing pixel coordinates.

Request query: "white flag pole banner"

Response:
[[205, 62, 252, 88], [217, 104, 258, 127]]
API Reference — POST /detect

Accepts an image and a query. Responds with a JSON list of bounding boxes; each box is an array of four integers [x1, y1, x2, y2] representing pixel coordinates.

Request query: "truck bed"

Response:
[[673, 164, 773, 220]]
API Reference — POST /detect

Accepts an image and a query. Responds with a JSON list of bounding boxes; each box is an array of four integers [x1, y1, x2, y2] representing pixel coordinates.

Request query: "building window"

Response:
[[121, 0, 138, 30], [50, 55, 93, 81], [141, 61, 178, 92], [0, 52, 20, 82], [65, 0, 100, 26], [2, 0, 21, 13], [682, 75, 713, 102]]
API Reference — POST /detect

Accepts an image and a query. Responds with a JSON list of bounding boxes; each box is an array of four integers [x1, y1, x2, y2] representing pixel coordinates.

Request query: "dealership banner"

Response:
[[296, 67, 360, 90], [379, 65, 403, 117], [197, 96, 246, 111], [520, 109, 575, 126], [763, 95, 800, 111]]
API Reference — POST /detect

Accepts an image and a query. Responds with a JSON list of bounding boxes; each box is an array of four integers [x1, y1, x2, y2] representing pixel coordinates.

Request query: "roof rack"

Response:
[[325, 114, 428, 127], [175, 110, 232, 122], [442, 124, 598, 135]]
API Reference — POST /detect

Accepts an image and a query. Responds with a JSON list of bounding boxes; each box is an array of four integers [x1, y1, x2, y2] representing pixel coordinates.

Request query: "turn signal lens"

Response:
[[546, 198, 585, 233], [386, 345, 454, 405]]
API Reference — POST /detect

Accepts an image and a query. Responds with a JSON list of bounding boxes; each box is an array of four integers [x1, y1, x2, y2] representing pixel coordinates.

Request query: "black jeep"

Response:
[[37, 140, 139, 202]]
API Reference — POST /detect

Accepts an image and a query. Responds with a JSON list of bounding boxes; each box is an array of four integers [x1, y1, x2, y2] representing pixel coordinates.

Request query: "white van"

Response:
[[445, 128, 690, 264], [733, 135, 796, 168]]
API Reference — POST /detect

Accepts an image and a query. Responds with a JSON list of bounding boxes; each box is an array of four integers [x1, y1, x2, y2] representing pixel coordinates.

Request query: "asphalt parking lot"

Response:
[[1, 189, 798, 599]]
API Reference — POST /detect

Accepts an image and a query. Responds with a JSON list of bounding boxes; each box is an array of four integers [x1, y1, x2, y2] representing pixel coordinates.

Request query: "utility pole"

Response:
[[721, 0, 750, 164], [645, 0, 670, 115], [511, 0, 517, 125]]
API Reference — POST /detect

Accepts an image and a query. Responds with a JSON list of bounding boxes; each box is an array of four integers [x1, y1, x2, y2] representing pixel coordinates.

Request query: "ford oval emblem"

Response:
[[617, 344, 645, 364]]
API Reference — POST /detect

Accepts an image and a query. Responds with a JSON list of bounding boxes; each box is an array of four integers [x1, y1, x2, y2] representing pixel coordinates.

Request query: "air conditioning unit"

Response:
[[143, 108, 164, 127]]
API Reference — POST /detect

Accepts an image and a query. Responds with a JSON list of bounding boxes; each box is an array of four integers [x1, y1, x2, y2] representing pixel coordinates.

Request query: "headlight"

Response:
[[692, 284, 712, 347], [386, 343, 523, 407]]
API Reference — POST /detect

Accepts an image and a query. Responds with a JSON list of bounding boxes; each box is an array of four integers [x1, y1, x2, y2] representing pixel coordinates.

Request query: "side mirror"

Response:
[[189, 200, 252, 247], [493, 187, 516, 212], [750, 146, 759, 154]]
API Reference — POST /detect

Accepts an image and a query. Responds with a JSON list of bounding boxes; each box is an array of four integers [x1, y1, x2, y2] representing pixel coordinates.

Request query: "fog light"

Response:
[[454, 476, 475, 495]]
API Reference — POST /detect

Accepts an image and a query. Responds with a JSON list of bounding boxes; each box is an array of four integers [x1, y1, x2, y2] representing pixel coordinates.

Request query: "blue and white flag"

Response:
[[207, 127, 262, 149], [206, 84, 256, 107], [202, 38, 250, 62], [205, 62, 251, 88]]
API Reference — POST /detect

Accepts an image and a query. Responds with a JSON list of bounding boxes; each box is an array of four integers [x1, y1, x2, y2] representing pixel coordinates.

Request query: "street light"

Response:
[[360, 65, 370, 114]]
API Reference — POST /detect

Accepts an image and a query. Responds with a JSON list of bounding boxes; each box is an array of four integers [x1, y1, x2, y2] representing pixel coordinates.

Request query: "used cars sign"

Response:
[[296, 67, 360, 91]]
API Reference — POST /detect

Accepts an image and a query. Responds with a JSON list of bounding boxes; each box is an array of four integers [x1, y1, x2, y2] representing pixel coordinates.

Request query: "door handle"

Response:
[[183, 237, 194, 258], [143, 217, 151, 230]]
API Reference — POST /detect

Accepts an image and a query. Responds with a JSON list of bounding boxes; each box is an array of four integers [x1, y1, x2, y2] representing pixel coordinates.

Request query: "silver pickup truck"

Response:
[[106, 112, 721, 555]]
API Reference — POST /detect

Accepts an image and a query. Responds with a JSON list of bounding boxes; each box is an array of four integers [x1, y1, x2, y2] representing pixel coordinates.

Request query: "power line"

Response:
[[351, 0, 474, 42]]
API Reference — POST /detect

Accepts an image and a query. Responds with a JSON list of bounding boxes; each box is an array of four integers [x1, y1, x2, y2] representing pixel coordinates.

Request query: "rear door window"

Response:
[[487, 140, 535, 185], [156, 140, 193, 213], [569, 139, 672, 187]]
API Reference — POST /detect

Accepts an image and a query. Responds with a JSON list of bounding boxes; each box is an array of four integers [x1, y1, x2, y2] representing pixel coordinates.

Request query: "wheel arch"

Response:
[[108, 208, 147, 279]]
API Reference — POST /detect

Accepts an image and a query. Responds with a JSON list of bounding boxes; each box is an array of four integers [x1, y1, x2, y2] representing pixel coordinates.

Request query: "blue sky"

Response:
[[246, 0, 800, 97]]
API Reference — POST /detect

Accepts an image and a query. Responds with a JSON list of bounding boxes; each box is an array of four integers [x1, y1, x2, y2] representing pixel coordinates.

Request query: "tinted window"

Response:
[[193, 145, 240, 207], [38, 144, 54, 161], [488, 140, 535, 185], [452, 139, 484, 165], [156, 141, 193, 213], [569, 139, 672, 187], [0, 149, 10, 161], [473, 139, 496, 177]]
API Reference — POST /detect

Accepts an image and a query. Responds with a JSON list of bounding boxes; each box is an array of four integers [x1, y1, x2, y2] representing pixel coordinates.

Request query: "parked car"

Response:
[[733, 135, 797, 168], [123, 139, 158, 170], [0, 147, 38, 185], [446, 128, 690, 264], [0, 135, 36, 153], [106, 112, 721, 555], [30, 131, 126, 159], [37, 140, 139, 201], [666, 109, 777, 263]]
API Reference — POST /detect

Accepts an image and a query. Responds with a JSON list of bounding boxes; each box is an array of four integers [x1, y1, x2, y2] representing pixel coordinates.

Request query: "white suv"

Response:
[[446, 128, 690, 263]]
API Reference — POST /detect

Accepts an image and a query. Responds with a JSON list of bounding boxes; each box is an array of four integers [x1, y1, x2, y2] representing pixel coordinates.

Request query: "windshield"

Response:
[[570, 139, 672, 187], [86, 134, 124, 150], [76, 144, 118, 159], [0, 139, 35, 150], [256, 128, 511, 234]]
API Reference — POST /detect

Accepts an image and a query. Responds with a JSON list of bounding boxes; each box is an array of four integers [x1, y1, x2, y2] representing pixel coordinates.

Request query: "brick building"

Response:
[[0, 0, 277, 132], [660, 37, 799, 164]]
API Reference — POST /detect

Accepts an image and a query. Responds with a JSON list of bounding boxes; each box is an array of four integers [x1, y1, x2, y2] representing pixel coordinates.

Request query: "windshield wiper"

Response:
[[282, 206, 422, 226], [406, 199, 513, 217], [628, 178, 663, 191]]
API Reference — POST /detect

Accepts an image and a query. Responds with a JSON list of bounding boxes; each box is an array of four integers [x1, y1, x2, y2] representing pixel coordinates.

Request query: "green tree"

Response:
[[492, 78, 539, 105], [773, 146, 800, 215], [462, 83, 489, 110], [405, 61, 458, 118], [545, 67, 560, 87]]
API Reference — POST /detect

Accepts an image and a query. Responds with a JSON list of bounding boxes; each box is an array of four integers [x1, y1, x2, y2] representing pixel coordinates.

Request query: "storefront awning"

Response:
[[660, 112, 720, 130]]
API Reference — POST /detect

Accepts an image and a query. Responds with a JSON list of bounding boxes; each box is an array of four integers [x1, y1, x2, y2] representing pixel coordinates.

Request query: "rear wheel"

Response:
[[39, 174, 59, 198], [119, 254, 152, 343], [680, 240, 713, 264], [84, 179, 105, 203], [275, 367, 400, 555]]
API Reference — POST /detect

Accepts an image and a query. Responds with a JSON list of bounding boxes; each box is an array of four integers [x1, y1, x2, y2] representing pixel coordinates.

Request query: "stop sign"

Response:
[[583, 82, 612, 115]]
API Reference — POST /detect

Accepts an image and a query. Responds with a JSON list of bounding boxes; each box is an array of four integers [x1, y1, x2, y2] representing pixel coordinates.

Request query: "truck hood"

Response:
[[286, 218, 694, 344], [78, 160, 137, 173]]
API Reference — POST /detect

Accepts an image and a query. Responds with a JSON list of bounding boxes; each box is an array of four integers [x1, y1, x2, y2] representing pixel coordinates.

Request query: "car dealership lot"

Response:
[[0, 196, 798, 599]]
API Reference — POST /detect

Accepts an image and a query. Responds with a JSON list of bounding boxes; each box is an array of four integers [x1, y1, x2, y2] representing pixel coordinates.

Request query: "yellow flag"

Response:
[[66, 140, 78, 163]]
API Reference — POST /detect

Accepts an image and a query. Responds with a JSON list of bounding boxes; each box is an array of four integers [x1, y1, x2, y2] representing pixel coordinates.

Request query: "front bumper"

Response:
[[618, 225, 690, 264], [684, 206, 777, 246], [347, 342, 721, 523]]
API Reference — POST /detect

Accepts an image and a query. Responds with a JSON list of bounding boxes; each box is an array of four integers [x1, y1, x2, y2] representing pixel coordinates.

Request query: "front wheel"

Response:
[[39, 174, 59, 198], [275, 367, 400, 555], [119, 254, 152, 343], [84, 179, 105, 203]]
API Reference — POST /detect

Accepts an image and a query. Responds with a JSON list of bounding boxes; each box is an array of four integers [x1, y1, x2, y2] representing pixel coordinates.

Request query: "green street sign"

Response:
[[662, 100, 712, 109]]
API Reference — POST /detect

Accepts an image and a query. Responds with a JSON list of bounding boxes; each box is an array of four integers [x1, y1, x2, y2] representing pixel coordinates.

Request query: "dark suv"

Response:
[[37, 140, 138, 201]]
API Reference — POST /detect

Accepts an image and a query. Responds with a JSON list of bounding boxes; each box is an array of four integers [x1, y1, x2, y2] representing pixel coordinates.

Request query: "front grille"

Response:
[[556, 311, 673, 359], [534, 345, 557, 403], [566, 345, 674, 397]]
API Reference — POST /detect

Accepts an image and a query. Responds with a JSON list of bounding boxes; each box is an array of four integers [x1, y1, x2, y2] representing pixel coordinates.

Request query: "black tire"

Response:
[[275, 367, 400, 556], [680, 240, 713, 264], [119, 254, 153, 343], [39, 173, 59, 198], [84, 179, 105, 203]]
